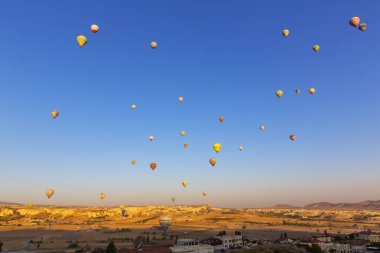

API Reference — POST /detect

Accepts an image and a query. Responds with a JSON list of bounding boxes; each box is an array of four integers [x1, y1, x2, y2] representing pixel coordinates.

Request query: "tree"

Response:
[[307, 245, 322, 253], [147, 235, 150, 244], [106, 242, 116, 253], [0, 242, 3, 252]]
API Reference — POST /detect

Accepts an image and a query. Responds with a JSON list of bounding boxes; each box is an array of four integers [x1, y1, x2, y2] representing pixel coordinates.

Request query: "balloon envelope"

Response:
[[149, 136, 154, 141], [295, 89, 301, 94], [51, 110, 59, 119], [159, 215, 172, 231], [91, 24, 99, 33], [349, 17, 360, 27], [313, 45, 320, 52], [309, 88, 316, 94], [219, 116, 224, 123], [182, 181, 188, 188], [213, 143, 222, 153], [260, 125, 265, 131], [209, 158, 217, 166], [150, 162, 157, 171], [180, 130, 185, 136], [100, 193, 105, 199], [275, 90, 283, 98], [45, 189, 54, 199], [77, 35, 87, 47], [150, 41, 158, 49], [282, 29, 289, 37], [289, 134, 296, 141], [184, 143, 189, 148], [178, 97, 183, 102], [131, 104, 137, 109], [239, 146, 244, 151], [359, 23, 367, 31], [131, 160, 136, 165]]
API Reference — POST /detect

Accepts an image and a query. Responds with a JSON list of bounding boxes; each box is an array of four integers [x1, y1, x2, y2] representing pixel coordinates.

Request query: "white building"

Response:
[[357, 231, 380, 243], [215, 235, 243, 249], [169, 244, 214, 253]]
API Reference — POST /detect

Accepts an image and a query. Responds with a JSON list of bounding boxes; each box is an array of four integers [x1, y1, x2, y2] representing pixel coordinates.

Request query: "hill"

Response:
[[303, 200, 380, 210]]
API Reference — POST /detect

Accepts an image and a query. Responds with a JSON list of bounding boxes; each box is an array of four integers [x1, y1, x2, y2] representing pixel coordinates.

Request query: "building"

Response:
[[215, 235, 243, 249], [357, 231, 380, 243], [169, 244, 214, 253]]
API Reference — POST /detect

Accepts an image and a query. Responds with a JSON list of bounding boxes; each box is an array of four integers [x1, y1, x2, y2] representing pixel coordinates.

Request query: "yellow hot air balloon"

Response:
[[213, 143, 222, 153], [91, 24, 99, 33], [239, 146, 244, 151], [209, 158, 217, 166], [182, 181, 188, 188], [349, 17, 360, 27], [149, 136, 154, 141], [77, 35, 87, 47], [184, 143, 189, 148], [295, 89, 301, 94], [282, 29, 290, 37], [276, 90, 283, 98], [45, 188, 54, 199], [100, 193, 105, 200], [131, 160, 136, 165], [131, 104, 137, 109], [150, 41, 158, 49], [178, 97, 183, 102], [150, 162, 157, 171], [51, 110, 59, 119], [289, 134, 296, 141], [219, 116, 224, 123], [359, 23, 367, 32], [260, 125, 265, 131], [309, 88, 316, 94], [202, 192, 207, 197], [180, 130, 185, 136], [313, 45, 320, 52]]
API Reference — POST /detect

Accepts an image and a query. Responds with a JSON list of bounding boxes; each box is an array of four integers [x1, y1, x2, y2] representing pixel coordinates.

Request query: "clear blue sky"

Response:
[[0, 0, 379, 208]]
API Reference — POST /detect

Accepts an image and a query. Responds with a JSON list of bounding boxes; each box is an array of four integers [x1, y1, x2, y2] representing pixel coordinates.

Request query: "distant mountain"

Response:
[[0, 201, 21, 206], [271, 204, 301, 209], [303, 200, 380, 211]]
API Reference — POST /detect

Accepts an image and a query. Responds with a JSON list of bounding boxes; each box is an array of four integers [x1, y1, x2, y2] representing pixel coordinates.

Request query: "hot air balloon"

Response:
[[359, 23, 367, 32], [309, 88, 316, 94], [209, 158, 217, 166], [239, 146, 244, 151], [180, 130, 185, 136], [45, 188, 54, 199], [159, 215, 172, 231], [276, 90, 283, 98], [349, 17, 360, 27], [149, 136, 154, 141], [213, 143, 222, 153], [182, 181, 188, 188], [219, 116, 224, 123], [150, 42, 158, 49], [77, 35, 87, 47], [184, 143, 189, 148], [131, 104, 137, 109], [282, 29, 289, 37], [178, 97, 183, 102], [313, 45, 320, 52], [260, 125, 265, 131], [171, 197, 175, 203], [91, 24, 99, 33], [131, 160, 136, 165], [51, 110, 59, 119], [120, 204, 125, 210], [289, 134, 296, 141], [295, 89, 301, 94], [202, 192, 207, 197], [100, 193, 105, 200], [150, 162, 157, 171]]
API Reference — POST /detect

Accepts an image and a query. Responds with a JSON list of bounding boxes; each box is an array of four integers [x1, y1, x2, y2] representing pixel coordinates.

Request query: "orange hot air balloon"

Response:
[[180, 130, 185, 136], [131, 160, 136, 165], [289, 134, 296, 141], [178, 97, 183, 102], [150, 162, 157, 171], [76, 35, 87, 47], [276, 90, 283, 98], [309, 88, 316, 94], [91, 24, 99, 33], [184, 143, 189, 148], [100, 193, 105, 200], [209, 158, 217, 166], [51, 110, 59, 119], [219, 116, 224, 123], [349, 17, 360, 27], [45, 188, 54, 199], [182, 181, 188, 188]]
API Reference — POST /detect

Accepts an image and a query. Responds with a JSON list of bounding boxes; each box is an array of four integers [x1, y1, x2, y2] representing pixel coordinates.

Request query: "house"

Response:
[[357, 231, 380, 243], [215, 235, 243, 249], [169, 244, 214, 253]]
